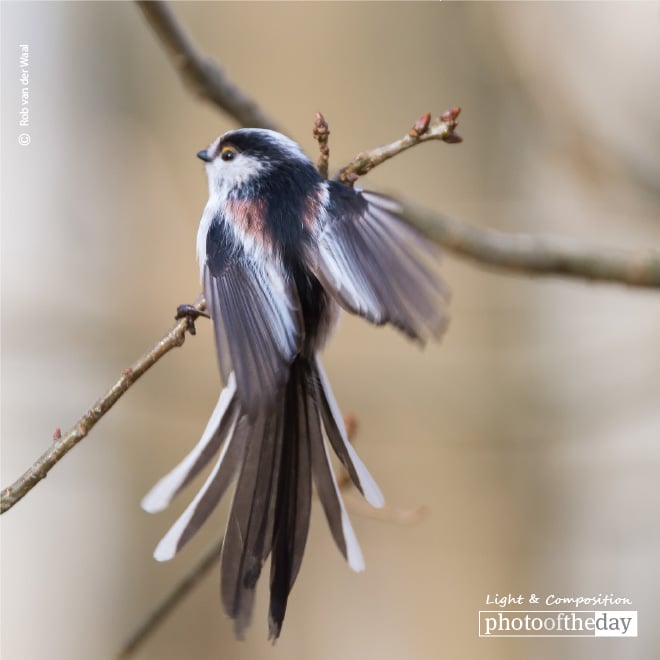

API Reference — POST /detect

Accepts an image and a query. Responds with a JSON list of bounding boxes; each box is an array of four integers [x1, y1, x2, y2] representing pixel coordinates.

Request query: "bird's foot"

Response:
[[175, 304, 210, 335]]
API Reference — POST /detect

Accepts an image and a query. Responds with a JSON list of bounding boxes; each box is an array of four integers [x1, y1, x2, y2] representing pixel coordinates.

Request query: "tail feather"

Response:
[[141, 374, 238, 514], [268, 361, 312, 640], [143, 357, 382, 639], [221, 411, 284, 638], [308, 368, 365, 572], [153, 410, 246, 561], [315, 358, 385, 509]]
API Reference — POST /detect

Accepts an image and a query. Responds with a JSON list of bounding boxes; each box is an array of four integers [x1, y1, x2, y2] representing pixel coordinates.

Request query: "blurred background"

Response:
[[2, 2, 659, 659]]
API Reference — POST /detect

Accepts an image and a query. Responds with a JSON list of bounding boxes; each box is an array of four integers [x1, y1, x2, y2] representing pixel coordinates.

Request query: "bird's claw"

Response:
[[175, 304, 210, 335]]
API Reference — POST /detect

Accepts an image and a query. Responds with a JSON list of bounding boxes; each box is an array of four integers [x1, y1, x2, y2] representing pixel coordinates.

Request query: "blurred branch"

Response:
[[135, 1, 279, 130], [344, 495, 428, 525], [399, 199, 660, 289], [332, 414, 428, 524], [118, 536, 223, 660], [0, 298, 206, 515]]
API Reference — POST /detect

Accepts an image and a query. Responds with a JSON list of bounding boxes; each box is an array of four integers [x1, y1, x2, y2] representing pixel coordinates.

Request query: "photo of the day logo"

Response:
[[479, 593, 636, 638], [479, 611, 637, 637]]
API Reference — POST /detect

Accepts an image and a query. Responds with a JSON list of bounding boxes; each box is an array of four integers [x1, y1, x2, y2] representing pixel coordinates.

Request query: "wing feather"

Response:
[[203, 217, 303, 416], [307, 182, 449, 343]]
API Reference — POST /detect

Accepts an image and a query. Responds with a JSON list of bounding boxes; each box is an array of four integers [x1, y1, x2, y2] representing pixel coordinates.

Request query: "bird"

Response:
[[141, 128, 449, 640]]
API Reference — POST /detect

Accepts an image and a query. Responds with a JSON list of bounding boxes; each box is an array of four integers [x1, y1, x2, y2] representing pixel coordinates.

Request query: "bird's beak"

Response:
[[197, 149, 211, 162]]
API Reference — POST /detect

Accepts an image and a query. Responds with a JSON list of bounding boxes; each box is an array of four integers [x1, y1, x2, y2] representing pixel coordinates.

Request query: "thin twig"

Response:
[[0, 297, 206, 514], [312, 112, 330, 178], [118, 537, 223, 660], [398, 199, 660, 289], [338, 108, 462, 186], [135, 1, 279, 130]]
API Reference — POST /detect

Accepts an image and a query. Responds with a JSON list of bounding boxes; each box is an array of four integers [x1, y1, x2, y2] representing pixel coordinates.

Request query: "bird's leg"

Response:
[[175, 304, 210, 336]]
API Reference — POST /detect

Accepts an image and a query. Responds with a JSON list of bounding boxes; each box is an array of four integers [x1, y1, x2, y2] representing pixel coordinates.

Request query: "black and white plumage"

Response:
[[142, 128, 449, 639]]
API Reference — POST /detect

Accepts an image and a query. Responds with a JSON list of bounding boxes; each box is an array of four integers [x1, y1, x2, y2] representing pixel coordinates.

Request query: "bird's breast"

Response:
[[225, 197, 268, 242]]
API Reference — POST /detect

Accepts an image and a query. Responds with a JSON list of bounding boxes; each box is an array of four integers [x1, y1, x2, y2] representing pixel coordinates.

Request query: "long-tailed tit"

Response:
[[142, 128, 449, 639]]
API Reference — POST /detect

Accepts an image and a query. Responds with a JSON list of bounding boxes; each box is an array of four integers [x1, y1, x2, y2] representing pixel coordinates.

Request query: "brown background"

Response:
[[2, 2, 659, 659]]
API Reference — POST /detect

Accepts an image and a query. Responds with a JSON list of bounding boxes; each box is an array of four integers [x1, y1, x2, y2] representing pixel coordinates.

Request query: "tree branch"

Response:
[[0, 298, 206, 514], [399, 199, 660, 288], [135, 1, 279, 130]]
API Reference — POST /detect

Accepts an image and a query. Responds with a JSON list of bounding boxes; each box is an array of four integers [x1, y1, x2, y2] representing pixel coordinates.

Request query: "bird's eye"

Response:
[[220, 146, 237, 162]]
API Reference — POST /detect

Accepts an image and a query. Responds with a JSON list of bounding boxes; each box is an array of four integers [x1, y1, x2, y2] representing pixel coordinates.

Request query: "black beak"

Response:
[[197, 149, 211, 162]]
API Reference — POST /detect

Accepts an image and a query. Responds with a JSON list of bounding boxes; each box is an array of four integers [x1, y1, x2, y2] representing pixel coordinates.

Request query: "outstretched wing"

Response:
[[203, 216, 303, 416], [306, 182, 449, 343]]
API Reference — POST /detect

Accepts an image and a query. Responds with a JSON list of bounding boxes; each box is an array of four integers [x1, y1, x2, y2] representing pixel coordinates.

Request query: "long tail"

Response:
[[142, 356, 383, 639]]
